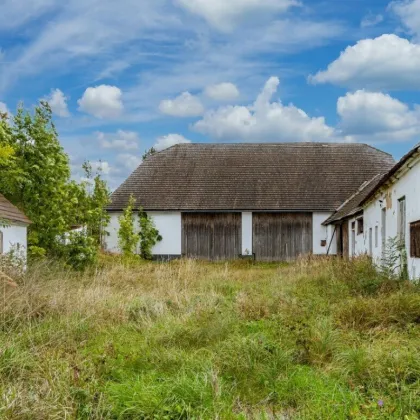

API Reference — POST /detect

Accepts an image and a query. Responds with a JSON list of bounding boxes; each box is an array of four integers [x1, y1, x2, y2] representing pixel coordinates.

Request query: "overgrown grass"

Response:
[[1, 256, 419, 419]]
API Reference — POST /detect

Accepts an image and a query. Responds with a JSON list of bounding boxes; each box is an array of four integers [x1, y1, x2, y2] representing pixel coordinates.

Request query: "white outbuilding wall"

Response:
[[362, 159, 420, 280], [105, 212, 182, 257], [313, 212, 334, 255], [0, 223, 28, 260]]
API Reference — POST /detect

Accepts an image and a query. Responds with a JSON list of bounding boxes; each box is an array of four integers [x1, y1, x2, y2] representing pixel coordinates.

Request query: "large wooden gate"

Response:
[[182, 213, 241, 260], [253, 213, 313, 261]]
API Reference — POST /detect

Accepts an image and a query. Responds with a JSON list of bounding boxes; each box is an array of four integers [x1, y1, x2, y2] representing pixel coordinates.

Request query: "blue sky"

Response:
[[1, 0, 420, 189]]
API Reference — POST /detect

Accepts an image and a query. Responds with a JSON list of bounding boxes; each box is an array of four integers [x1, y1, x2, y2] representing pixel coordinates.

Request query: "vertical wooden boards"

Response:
[[182, 213, 241, 260], [252, 213, 313, 262], [342, 222, 349, 258]]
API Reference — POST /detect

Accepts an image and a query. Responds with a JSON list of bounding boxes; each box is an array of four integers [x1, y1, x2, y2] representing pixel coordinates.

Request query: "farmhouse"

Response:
[[0, 193, 31, 260], [325, 143, 420, 280], [106, 143, 395, 261]]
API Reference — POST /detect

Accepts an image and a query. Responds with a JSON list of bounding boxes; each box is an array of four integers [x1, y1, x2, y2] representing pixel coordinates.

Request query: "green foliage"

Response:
[[142, 147, 156, 161], [0, 103, 110, 267], [60, 230, 98, 271], [80, 162, 111, 247], [381, 236, 409, 281], [138, 207, 162, 260], [118, 195, 139, 257]]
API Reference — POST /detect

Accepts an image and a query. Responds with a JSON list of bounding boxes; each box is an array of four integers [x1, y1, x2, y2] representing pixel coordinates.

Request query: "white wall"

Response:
[[347, 216, 367, 257], [241, 212, 253, 255], [313, 212, 333, 255], [1, 223, 28, 260], [363, 160, 420, 280], [105, 212, 182, 256]]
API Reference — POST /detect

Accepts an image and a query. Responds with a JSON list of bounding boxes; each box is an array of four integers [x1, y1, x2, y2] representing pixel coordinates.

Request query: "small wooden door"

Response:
[[182, 213, 241, 260], [253, 212, 313, 262]]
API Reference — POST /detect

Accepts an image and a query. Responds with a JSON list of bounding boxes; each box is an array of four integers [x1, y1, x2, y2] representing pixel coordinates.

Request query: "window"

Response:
[[398, 197, 406, 243], [375, 226, 379, 248], [410, 220, 420, 258], [369, 228, 373, 256], [381, 208, 387, 253], [357, 218, 364, 235]]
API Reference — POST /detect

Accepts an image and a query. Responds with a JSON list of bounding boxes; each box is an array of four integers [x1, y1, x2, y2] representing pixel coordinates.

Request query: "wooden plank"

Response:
[[182, 213, 241, 260], [253, 213, 313, 262], [342, 222, 349, 258]]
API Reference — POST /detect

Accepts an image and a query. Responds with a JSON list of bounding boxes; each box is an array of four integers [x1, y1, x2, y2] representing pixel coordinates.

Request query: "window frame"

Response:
[[357, 217, 364, 235], [398, 196, 406, 244], [410, 220, 420, 258]]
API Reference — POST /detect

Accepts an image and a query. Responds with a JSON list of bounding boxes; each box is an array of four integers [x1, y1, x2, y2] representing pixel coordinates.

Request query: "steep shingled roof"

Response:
[[109, 143, 395, 212], [323, 173, 386, 225], [0, 194, 31, 225]]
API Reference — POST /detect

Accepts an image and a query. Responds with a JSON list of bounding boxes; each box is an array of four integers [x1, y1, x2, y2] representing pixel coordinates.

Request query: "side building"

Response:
[[325, 144, 420, 280], [0, 193, 31, 261]]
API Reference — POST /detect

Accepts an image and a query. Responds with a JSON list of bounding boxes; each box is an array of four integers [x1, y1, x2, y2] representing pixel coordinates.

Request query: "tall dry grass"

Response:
[[1, 256, 419, 419]]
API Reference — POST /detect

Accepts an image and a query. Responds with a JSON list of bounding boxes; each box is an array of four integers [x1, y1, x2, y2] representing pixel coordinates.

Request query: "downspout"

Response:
[[326, 225, 337, 256]]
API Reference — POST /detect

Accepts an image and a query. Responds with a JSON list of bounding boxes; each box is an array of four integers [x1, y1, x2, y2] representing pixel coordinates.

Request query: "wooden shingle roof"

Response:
[[109, 143, 395, 212], [0, 194, 31, 225], [323, 174, 386, 225]]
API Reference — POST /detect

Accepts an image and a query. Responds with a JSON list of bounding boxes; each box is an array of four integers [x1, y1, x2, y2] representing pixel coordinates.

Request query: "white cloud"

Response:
[[154, 134, 191, 151], [204, 83, 240, 101], [116, 153, 142, 171], [43, 88, 70, 117], [159, 92, 204, 117], [337, 90, 420, 142], [390, 0, 420, 38], [97, 130, 139, 150], [309, 34, 420, 90], [78, 85, 123, 119], [360, 13, 383, 28], [0, 102, 10, 115], [194, 76, 335, 142], [176, 0, 299, 31], [90, 160, 112, 175]]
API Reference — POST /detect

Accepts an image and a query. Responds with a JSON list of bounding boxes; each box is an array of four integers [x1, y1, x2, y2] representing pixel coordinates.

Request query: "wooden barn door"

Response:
[[253, 213, 313, 262], [182, 213, 241, 260]]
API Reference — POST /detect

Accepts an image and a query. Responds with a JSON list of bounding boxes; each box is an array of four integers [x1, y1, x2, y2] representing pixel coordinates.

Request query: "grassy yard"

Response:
[[1, 257, 420, 419]]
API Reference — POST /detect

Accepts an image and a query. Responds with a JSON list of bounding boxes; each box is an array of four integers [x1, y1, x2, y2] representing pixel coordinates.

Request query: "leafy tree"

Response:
[[0, 102, 74, 254], [81, 161, 111, 247], [138, 207, 162, 260], [118, 195, 139, 256], [0, 103, 111, 265]]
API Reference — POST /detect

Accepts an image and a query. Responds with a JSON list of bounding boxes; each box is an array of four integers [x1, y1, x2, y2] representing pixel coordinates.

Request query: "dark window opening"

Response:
[[410, 220, 420, 258], [357, 218, 364, 235]]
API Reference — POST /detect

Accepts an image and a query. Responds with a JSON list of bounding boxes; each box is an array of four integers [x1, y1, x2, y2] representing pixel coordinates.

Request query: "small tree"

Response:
[[81, 161, 111, 247], [138, 207, 162, 260], [118, 195, 139, 256], [142, 147, 156, 161]]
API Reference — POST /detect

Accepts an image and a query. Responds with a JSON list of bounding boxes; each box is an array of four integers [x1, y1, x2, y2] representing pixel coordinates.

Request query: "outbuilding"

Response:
[[0, 193, 31, 261], [325, 144, 420, 280], [106, 143, 394, 261]]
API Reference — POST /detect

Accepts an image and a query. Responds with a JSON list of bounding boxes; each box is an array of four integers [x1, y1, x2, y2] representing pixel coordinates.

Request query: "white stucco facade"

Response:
[[105, 212, 182, 256], [362, 158, 420, 280], [313, 212, 333, 255], [107, 210, 335, 258], [0, 223, 28, 260]]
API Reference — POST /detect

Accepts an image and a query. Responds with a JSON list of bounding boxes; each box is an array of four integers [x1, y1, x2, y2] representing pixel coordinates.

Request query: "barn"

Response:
[[106, 143, 395, 261]]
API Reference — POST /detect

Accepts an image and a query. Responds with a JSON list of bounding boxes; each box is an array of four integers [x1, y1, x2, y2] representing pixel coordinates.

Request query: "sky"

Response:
[[1, 0, 420, 189]]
